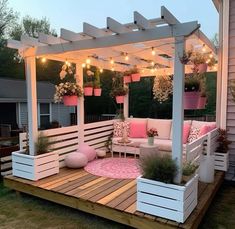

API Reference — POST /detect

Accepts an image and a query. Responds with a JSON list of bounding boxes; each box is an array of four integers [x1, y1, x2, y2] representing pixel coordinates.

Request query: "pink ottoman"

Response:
[[78, 143, 96, 162], [65, 152, 88, 168]]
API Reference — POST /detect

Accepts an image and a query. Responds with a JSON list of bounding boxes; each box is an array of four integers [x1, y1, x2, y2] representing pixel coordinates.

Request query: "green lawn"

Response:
[[0, 181, 235, 229]]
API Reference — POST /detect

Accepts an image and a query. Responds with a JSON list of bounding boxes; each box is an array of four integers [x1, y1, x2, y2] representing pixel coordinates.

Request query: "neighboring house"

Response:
[[0, 78, 74, 132], [213, 0, 235, 179]]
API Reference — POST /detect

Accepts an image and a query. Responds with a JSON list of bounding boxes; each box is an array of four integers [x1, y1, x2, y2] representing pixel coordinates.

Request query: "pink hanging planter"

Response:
[[197, 96, 207, 109], [94, 88, 102, 96], [131, 73, 141, 82], [123, 75, 132, 84], [84, 87, 93, 96], [63, 95, 78, 106], [184, 92, 200, 110], [116, 96, 125, 104]]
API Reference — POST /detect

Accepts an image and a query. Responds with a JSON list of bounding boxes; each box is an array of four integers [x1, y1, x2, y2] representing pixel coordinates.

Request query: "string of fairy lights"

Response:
[[38, 41, 217, 74]]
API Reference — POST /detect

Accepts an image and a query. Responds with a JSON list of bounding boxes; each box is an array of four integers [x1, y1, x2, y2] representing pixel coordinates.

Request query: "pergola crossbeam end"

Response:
[[134, 11, 154, 30], [83, 22, 108, 38], [161, 6, 180, 25], [107, 17, 131, 34]]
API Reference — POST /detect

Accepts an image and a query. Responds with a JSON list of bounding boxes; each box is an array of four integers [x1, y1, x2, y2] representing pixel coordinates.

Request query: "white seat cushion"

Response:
[[147, 119, 172, 140], [191, 120, 216, 129]]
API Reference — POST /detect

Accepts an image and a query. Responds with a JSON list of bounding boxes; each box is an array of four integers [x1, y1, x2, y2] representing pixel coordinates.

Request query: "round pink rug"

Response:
[[84, 158, 141, 179]]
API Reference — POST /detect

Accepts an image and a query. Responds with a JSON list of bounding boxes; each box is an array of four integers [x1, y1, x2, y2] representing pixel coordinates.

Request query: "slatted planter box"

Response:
[[12, 150, 59, 181], [214, 152, 229, 171], [137, 174, 199, 223]]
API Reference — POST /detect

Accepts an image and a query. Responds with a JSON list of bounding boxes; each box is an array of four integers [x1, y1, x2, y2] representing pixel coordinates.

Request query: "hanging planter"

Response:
[[54, 82, 83, 106], [123, 75, 132, 84], [197, 96, 207, 109], [197, 63, 208, 74], [129, 67, 141, 82], [84, 82, 93, 96], [94, 88, 102, 96], [115, 95, 125, 104], [63, 95, 78, 106]]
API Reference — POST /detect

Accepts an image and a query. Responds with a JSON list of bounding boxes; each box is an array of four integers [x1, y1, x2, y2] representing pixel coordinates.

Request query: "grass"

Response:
[[0, 180, 235, 229]]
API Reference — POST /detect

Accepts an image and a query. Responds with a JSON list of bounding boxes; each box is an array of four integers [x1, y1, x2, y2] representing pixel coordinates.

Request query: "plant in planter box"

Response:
[[93, 70, 102, 96], [129, 66, 141, 82], [137, 154, 199, 223], [123, 70, 132, 84], [84, 81, 94, 96], [12, 133, 59, 181], [182, 162, 199, 183], [54, 82, 83, 106], [191, 52, 208, 73], [216, 129, 232, 153]]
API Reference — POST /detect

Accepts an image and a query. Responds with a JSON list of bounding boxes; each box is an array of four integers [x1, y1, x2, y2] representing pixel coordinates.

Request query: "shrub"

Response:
[[139, 154, 178, 184], [35, 133, 50, 155], [216, 129, 232, 153], [182, 162, 198, 176]]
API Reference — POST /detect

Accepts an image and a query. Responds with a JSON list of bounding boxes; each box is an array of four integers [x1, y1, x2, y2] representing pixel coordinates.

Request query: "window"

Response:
[[39, 103, 51, 129]]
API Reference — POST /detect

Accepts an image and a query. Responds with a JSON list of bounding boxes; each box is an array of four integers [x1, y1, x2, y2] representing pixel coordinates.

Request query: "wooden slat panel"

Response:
[[84, 120, 113, 130], [85, 125, 113, 135]]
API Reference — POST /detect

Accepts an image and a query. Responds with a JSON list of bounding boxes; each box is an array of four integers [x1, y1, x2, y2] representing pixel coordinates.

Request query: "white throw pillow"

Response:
[[147, 119, 172, 139]]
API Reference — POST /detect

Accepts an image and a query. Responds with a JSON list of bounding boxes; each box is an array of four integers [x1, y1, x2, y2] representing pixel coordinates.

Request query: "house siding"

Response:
[[227, 0, 235, 176], [19, 102, 73, 128]]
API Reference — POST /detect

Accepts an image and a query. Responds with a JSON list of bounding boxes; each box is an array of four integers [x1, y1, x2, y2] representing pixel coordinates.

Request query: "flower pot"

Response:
[[131, 73, 141, 82], [116, 96, 125, 104], [184, 91, 200, 110], [197, 96, 207, 109], [123, 75, 131, 84], [63, 95, 78, 106], [198, 63, 208, 73], [147, 137, 154, 146], [84, 87, 93, 96], [94, 88, 102, 96]]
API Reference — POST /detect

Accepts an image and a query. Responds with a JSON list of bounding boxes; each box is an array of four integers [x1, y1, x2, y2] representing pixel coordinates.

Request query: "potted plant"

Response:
[[130, 67, 141, 82], [146, 128, 158, 145], [93, 70, 102, 96], [123, 70, 132, 84], [184, 76, 201, 109], [191, 52, 207, 74], [110, 75, 128, 103], [182, 162, 199, 183], [137, 155, 198, 223], [84, 81, 94, 96], [179, 50, 193, 65], [54, 82, 83, 106], [214, 129, 232, 171], [12, 133, 59, 181]]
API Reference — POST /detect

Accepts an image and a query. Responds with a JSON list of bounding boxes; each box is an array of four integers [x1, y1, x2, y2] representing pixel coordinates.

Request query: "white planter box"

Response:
[[214, 151, 229, 171], [137, 174, 198, 223], [12, 150, 59, 181]]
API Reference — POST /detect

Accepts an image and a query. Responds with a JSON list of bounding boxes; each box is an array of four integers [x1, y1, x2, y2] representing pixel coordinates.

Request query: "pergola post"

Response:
[[172, 36, 185, 183], [123, 85, 129, 118], [76, 64, 84, 143], [25, 57, 38, 156]]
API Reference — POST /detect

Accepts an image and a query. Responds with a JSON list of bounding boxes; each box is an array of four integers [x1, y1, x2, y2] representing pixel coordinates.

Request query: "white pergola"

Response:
[[7, 6, 217, 183]]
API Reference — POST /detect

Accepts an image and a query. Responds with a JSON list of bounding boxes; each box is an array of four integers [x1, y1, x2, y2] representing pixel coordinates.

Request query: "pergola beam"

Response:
[[134, 11, 154, 30], [60, 28, 87, 42], [38, 33, 67, 45], [107, 17, 131, 34], [161, 6, 179, 25], [83, 22, 108, 38], [34, 21, 200, 57]]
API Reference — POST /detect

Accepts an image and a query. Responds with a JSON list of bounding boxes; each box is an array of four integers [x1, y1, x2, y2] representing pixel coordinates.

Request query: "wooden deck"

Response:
[[4, 169, 224, 229]]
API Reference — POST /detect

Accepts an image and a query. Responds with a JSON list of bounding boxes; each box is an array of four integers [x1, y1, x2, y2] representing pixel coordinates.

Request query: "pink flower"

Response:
[[147, 128, 158, 137]]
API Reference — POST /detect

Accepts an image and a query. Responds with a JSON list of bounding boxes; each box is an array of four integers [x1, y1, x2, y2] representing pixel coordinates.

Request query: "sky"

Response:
[[8, 0, 218, 39]]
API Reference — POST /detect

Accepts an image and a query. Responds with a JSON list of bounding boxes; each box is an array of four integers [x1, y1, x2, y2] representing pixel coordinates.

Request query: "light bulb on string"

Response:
[[86, 64, 90, 69], [110, 58, 114, 65], [125, 53, 129, 61], [151, 68, 154, 73], [65, 60, 71, 67], [86, 58, 91, 64], [81, 63, 86, 68], [202, 44, 206, 53], [213, 66, 217, 71], [111, 67, 114, 72], [209, 53, 213, 58], [151, 61, 155, 66], [151, 47, 156, 56], [206, 59, 211, 64], [41, 57, 46, 63], [100, 68, 103, 73]]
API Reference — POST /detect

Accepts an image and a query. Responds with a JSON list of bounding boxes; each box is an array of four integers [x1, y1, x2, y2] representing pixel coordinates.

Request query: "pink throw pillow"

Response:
[[183, 124, 191, 144], [209, 124, 216, 131], [199, 125, 211, 136], [129, 121, 147, 138]]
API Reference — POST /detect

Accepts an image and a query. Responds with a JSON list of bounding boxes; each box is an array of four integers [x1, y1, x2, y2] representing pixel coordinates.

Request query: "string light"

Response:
[[81, 63, 86, 68], [65, 60, 71, 66], [86, 58, 91, 64], [213, 66, 217, 71], [99, 68, 103, 73], [41, 57, 46, 63], [151, 68, 154, 73], [202, 44, 206, 53], [151, 47, 156, 56], [111, 67, 114, 71], [110, 58, 114, 65], [209, 53, 213, 58], [151, 61, 155, 66], [125, 53, 129, 61], [206, 59, 211, 64], [86, 64, 90, 69]]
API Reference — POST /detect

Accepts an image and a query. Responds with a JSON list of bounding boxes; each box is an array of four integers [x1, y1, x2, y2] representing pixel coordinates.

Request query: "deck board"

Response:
[[4, 168, 224, 229]]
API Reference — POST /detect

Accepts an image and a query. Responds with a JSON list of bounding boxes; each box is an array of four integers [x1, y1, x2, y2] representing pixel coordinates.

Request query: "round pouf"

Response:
[[79, 143, 96, 162], [96, 149, 106, 158], [65, 152, 88, 168]]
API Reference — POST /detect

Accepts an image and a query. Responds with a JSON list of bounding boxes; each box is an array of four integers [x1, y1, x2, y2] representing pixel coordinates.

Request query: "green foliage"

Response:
[[139, 154, 178, 184], [216, 129, 232, 153], [182, 162, 198, 176], [84, 81, 94, 87], [35, 133, 50, 155], [185, 75, 200, 92], [110, 73, 128, 97]]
